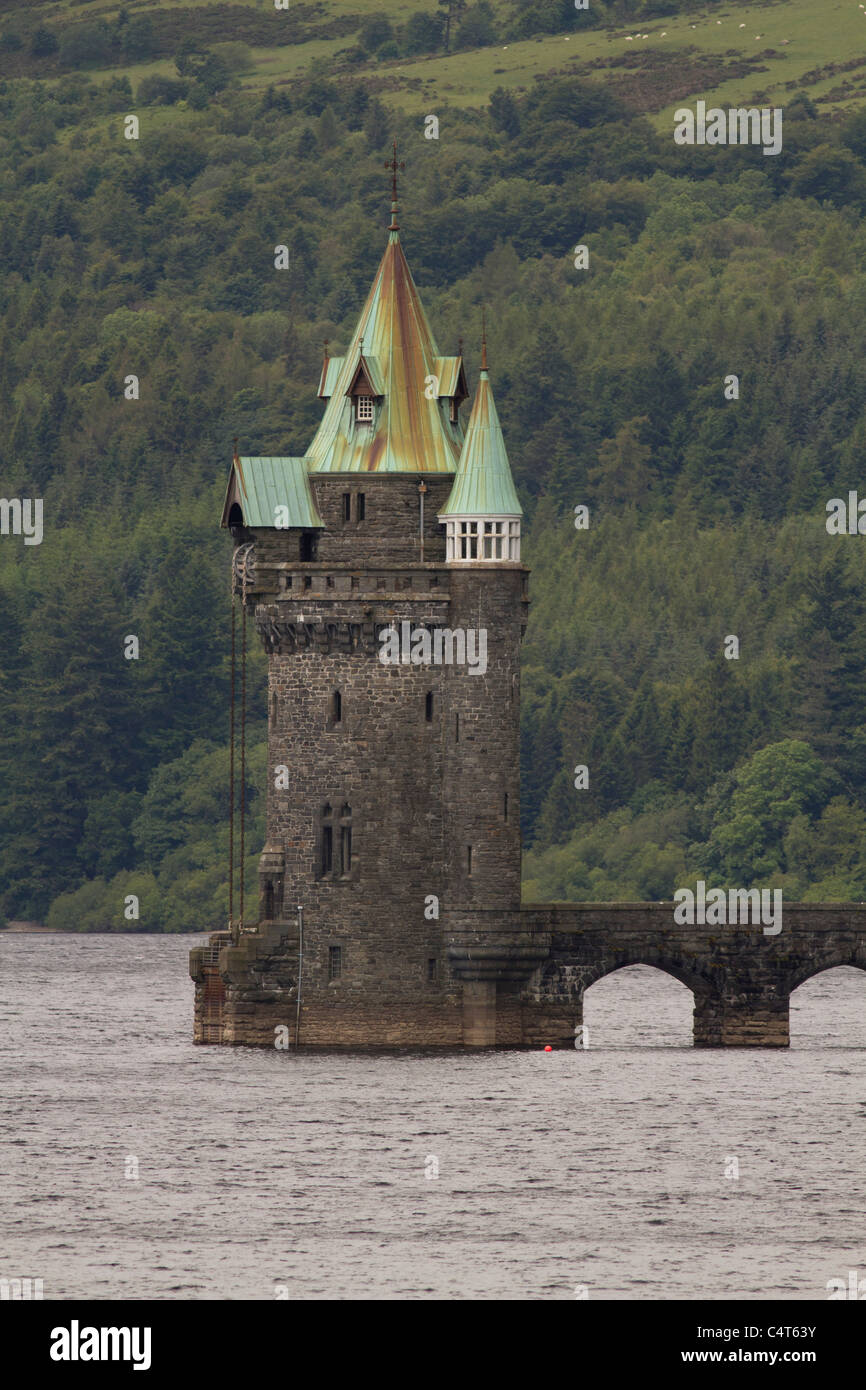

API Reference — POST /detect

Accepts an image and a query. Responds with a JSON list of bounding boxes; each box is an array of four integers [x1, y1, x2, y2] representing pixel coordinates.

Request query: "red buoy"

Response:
[[544, 1044, 552, 1052]]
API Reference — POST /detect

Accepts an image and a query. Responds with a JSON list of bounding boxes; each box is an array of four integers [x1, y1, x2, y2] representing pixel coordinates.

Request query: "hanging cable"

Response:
[[228, 579, 236, 937], [240, 599, 247, 929]]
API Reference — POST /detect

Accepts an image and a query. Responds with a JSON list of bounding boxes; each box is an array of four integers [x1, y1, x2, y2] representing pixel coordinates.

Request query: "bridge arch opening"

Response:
[[582, 964, 694, 1049], [790, 965, 866, 1049]]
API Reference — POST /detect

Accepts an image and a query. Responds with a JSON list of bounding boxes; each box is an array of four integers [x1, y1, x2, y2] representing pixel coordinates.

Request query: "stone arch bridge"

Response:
[[447, 903, 866, 1047]]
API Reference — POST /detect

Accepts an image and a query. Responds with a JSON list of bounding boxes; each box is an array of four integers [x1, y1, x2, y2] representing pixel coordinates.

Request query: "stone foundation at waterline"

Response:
[[190, 903, 866, 1049]]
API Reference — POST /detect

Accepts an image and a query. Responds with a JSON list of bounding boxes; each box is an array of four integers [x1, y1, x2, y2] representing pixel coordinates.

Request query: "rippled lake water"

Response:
[[2, 933, 864, 1300]]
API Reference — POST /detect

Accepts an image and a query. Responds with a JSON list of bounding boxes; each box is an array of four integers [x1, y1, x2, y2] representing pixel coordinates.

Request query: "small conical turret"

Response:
[[438, 319, 522, 562]]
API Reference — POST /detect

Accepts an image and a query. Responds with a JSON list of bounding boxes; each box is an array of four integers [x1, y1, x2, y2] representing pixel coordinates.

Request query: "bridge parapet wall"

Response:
[[446, 903, 866, 1048]]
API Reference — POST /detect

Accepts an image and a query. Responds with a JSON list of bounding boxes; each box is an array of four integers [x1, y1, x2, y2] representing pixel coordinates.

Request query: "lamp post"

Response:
[[295, 904, 304, 1050]]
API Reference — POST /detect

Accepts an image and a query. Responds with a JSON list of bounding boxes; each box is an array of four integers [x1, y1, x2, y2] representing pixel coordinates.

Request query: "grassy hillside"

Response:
[[3, 0, 866, 122]]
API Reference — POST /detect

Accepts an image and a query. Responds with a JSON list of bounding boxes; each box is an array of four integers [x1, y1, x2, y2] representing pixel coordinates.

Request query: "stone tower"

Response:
[[190, 189, 562, 1048]]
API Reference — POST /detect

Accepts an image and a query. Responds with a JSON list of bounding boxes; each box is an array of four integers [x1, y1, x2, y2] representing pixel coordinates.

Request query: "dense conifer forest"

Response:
[[3, 0, 866, 928]]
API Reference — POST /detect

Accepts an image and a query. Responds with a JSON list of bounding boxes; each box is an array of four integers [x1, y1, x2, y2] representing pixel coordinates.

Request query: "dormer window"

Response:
[[356, 395, 374, 424]]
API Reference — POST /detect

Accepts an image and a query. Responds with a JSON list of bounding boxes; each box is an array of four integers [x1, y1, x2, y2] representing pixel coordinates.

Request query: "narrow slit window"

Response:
[[342, 493, 351, 522], [341, 824, 352, 875], [328, 945, 342, 980], [455, 712, 460, 742], [425, 691, 433, 723], [321, 825, 333, 877], [427, 958, 437, 982], [467, 845, 473, 876], [504, 792, 508, 822], [357, 493, 366, 520], [331, 690, 342, 724]]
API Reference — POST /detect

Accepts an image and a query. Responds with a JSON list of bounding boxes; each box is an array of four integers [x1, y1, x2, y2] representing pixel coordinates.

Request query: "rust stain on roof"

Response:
[[305, 228, 464, 475]]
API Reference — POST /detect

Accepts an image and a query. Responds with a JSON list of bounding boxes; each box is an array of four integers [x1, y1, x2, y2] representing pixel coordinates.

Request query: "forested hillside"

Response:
[[2, 0, 866, 929]]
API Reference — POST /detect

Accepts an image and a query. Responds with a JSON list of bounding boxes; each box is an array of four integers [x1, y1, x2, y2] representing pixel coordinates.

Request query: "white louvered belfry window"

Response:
[[446, 518, 521, 562], [458, 520, 478, 560], [483, 520, 505, 559], [356, 395, 374, 422]]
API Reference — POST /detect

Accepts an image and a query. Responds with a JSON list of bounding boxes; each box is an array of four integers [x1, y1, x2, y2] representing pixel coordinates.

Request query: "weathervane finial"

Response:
[[481, 307, 488, 372], [384, 140, 405, 231]]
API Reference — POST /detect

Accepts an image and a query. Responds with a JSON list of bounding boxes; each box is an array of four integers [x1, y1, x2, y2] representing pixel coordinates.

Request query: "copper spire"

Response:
[[384, 141, 405, 231]]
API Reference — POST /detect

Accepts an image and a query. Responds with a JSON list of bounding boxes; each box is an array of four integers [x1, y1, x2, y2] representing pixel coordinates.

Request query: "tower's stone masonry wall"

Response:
[[209, 476, 528, 1042], [264, 634, 450, 1006], [252, 476, 454, 570], [441, 567, 526, 915]]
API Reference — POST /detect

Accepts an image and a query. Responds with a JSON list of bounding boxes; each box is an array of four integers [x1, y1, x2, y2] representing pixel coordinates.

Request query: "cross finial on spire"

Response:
[[384, 140, 405, 231], [481, 307, 488, 372]]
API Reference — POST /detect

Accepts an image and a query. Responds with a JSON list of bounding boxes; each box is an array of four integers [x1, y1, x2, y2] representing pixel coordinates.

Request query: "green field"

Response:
[[5, 0, 866, 124]]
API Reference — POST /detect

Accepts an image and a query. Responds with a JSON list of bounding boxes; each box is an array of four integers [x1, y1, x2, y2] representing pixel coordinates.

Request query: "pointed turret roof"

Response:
[[305, 195, 463, 473], [439, 347, 522, 517]]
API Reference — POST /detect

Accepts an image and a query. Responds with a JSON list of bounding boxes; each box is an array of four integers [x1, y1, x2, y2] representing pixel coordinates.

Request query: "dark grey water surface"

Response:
[[1, 933, 865, 1300]]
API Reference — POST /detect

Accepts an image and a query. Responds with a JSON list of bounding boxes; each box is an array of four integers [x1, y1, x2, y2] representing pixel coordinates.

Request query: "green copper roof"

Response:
[[221, 456, 324, 529], [305, 229, 463, 474], [439, 371, 522, 518], [317, 356, 344, 397]]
